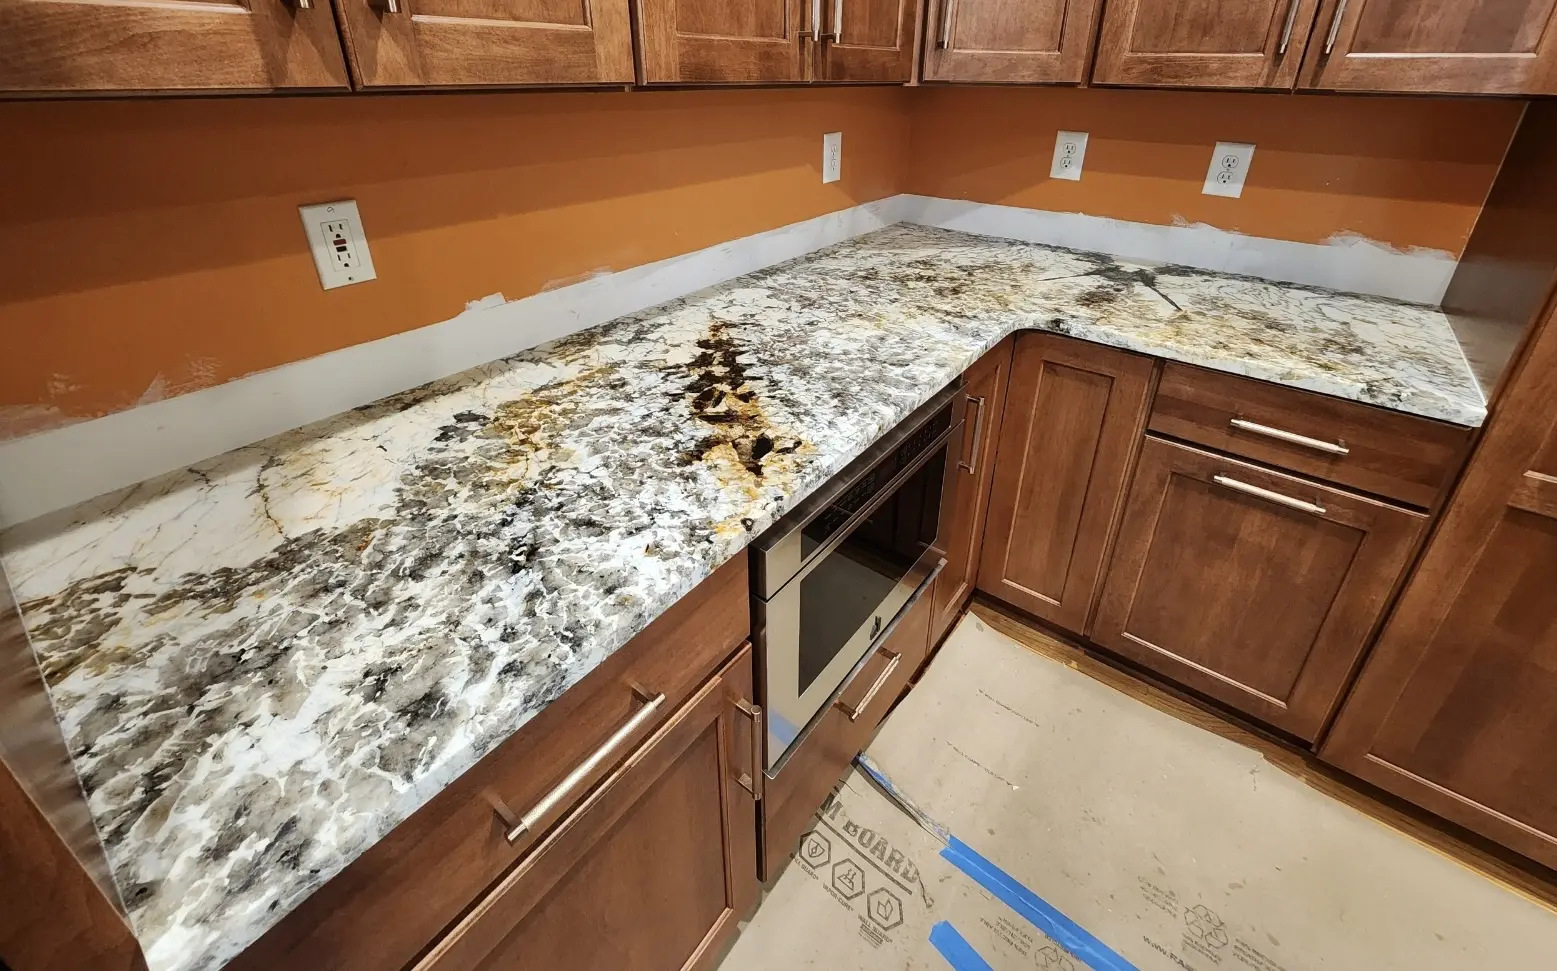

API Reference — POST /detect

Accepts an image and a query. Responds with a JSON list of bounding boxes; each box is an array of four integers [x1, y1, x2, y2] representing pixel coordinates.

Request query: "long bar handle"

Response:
[[1213, 475, 1327, 516], [1229, 418, 1349, 456], [734, 699, 764, 799], [1276, 0, 1299, 53], [838, 651, 902, 722], [829, 0, 843, 42], [958, 394, 987, 474], [1324, 0, 1348, 54], [799, 0, 820, 37], [936, 0, 956, 48], [501, 692, 666, 844]]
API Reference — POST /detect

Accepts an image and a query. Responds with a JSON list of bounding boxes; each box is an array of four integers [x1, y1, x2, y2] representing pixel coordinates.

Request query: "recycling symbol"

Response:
[[866, 887, 903, 930], [832, 858, 866, 899], [799, 831, 831, 868], [1036, 944, 1077, 971], [1184, 903, 1229, 949]]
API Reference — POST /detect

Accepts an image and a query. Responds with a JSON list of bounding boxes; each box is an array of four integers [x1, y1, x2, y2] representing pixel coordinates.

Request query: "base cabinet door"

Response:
[[977, 333, 1156, 635], [1321, 315, 1557, 869], [334, 0, 634, 87], [1300, 0, 1557, 94], [637, 0, 809, 82], [930, 340, 1014, 644], [418, 644, 760, 971], [1092, 0, 1322, 88], [0, 0, 349, 93], [921, 0, 1103, 82], [819, 0, 919, 80], [1093, 437, 1425, 741]]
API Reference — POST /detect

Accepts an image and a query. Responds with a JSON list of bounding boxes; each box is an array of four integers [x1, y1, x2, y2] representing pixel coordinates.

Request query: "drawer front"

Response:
[[760, 571, 935, 880], [1149, 363, 1473, 508], [229, 554, 750, 971]]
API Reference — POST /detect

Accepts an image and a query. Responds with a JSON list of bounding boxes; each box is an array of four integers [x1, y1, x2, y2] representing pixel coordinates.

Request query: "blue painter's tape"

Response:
[[929, 921, 995, 971], [941, 837, 1138, 971]]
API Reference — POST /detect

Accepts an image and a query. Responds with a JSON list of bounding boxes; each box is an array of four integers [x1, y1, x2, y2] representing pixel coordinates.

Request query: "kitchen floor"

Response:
[[721, 605, 1557, 971]]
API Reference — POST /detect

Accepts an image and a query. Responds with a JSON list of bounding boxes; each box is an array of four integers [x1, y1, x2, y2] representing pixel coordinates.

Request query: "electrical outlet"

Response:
[[1203, 142, 1255, 198], [1050, 130, 1088, 181], [299, 200, 377, 290], [822, 132, 843, 184]]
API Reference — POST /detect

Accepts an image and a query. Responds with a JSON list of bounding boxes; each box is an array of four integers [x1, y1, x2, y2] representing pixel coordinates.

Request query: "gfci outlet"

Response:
[[299, 200, 377, 290], [1203, 142, 1255, 198], [822, 132, 843, 184], [1050, 130, 1088, 181]]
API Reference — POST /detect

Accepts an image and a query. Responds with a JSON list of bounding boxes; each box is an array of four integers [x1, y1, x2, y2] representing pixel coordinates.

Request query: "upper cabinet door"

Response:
[[1321, 314, 1557, 871], [1300, 0, 1557, 94], [638, 0, 809, 82], [334, 0, 634, 86], [820, 0, 920, 80], [0, 0, 349, 93], [922, 0, 1105, 82], [1092, 0, 1323, 88]]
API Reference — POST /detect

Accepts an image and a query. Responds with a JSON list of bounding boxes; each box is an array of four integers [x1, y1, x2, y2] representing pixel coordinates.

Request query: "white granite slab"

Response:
[[0, 225, 1485, 971]]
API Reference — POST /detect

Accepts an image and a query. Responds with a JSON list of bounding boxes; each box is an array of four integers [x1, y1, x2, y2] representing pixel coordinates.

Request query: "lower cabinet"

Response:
[[931, 339, 1014, 645], [419, 643, 760, 971], [977, 333, 1157, 634], [1092, 437, 1425, 741], [1320, 310, 1557, 870]]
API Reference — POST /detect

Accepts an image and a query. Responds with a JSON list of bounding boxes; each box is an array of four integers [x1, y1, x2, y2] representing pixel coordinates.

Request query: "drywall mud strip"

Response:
[[941, 837, 1139, 971], [929, 921, 995, 971]]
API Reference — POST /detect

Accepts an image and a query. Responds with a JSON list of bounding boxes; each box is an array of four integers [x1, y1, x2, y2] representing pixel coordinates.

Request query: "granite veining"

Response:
[[1, 225, 1485, 971]]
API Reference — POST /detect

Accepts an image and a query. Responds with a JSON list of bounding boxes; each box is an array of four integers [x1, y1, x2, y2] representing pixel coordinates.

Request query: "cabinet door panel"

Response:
[[922, 0, 1104, 82], [1093, 437, 1424, 740], [638, 0, 808, 82], [0, 0, 349, 93], [1300, 0, 1557, 94], [1093, 0, 1322, 88], [1322, 312, 1557, 869], [931, 340, 1014, 645], [821, 0, 919, 80], [335, 0, 634, 86], [422, 645, 759, 971], [977, 334, 1156, 634]]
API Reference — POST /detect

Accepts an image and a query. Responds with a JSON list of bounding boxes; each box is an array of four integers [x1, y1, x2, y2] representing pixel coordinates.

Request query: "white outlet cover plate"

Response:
[[822, 132, 843, 184], [1050, 130, 1089, 181], [1203, 141, 1256, 198], [299, 199, 377, 290]]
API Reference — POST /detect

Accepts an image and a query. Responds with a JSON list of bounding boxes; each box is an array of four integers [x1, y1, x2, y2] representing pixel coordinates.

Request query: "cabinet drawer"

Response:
[[229, 554, 750, 971], [760, 571, 935, 880], [1149, 363, 1472, 508]]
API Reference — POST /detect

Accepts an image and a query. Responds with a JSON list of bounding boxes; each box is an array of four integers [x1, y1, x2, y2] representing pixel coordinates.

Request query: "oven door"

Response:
[[760, 419, 961, 773]]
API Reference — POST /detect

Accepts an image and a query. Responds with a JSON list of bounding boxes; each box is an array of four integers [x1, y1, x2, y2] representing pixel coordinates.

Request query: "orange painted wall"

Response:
[[908, 86, 1523, 256], [0, 87, 910, 437]]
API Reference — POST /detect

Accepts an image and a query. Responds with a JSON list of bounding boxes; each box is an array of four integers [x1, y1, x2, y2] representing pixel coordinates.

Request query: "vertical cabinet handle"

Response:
[[1276, 0, 1299, 53], [1324, 0, 1349, 53], [937, 0, 957, 48], [497, 692, 666, 844], [292, 0, 312, 9], [734, 699, 764, 798], [832, 0, 844, 42], [958, 394, 987, 474], [381, 0, 401, 11], [805, 0, 821, 37]]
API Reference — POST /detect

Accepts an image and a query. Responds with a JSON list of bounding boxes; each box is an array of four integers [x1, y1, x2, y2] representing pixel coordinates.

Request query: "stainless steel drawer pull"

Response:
[[1229, 418, 1349, 456], [832, 0, 844, 42], [501, 691, 666, 844], [959, 393, 987, 474], [1324, 0, 1348, 54], [838, 651, 902, 722], [1277, 0, 1299, 53], [1213, 475, 1326, 516], [734, 699, 764, 799], [937, 0, 956, 48]]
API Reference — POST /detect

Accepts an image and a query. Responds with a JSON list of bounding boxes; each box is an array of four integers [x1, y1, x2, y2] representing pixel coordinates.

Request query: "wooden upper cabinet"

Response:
[[819, 0, 921, 80], [1321, 311, 1557, 870], [637, 0, 809, 82], [334, 0, 634, 87], [1093, 0, 1324, 88], [0, 0, 348, 93], [1300, 0, 1557, 94], [1093, 437, 1425, 741], [922, 0, 1105, 82], [977, 333, 1156, 634]]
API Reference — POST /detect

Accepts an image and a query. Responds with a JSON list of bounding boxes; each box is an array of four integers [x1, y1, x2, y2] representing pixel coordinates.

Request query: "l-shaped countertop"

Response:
[[1, 225, 1486, 971]]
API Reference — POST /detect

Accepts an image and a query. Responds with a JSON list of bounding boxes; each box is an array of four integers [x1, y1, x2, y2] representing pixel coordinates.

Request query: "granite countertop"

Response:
[[0, 225, 1486, 971]]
